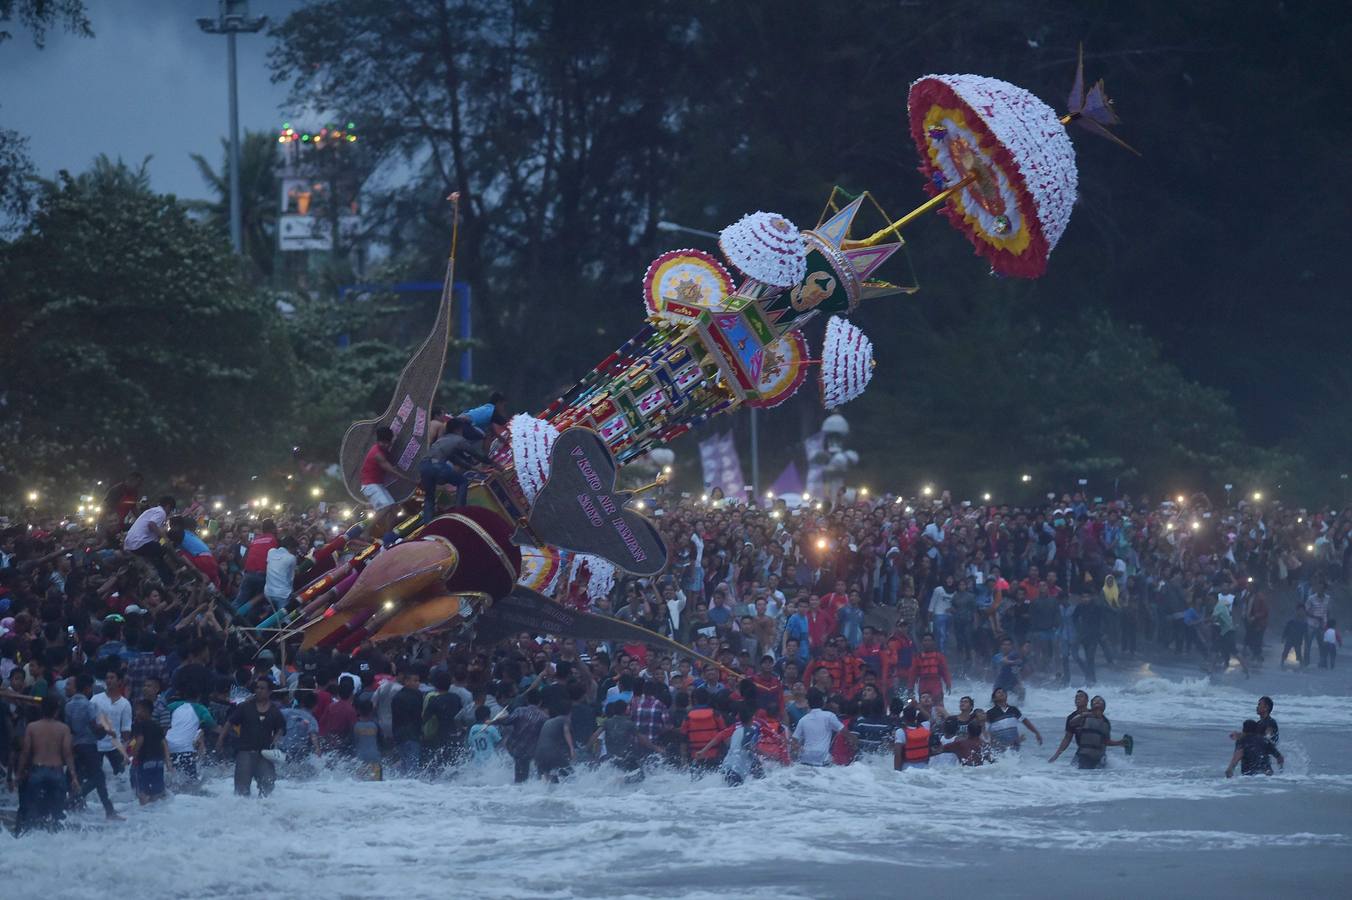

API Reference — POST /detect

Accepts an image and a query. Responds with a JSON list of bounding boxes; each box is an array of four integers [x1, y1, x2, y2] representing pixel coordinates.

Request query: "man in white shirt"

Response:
[[91, 670, 133, 776], [660, 582, 687, 636], [263, 537, 299, 610], [929, 576, 956, 653], [792, 689, 848, 766], [165, 699, 205, 788], [123, 495, 177, 585], [764, 574, 787, 618]]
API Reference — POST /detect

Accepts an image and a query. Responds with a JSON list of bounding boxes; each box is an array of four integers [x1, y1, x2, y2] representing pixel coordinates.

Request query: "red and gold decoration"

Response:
[[906, 74, 1077, 278], [642, 249, 735, 326], [287, 59, 1129, 657]]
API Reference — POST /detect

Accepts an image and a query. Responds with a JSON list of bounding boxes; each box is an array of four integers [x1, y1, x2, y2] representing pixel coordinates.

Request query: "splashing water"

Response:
[[5, 666, 1351, 898]]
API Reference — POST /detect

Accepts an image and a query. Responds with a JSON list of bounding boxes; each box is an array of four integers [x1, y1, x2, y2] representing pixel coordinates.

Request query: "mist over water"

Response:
[[7, 663, 1351, 899]]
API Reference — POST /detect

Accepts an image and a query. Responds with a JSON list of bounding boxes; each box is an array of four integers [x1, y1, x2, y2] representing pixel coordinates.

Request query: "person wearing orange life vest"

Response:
[[805, 639, 861, 698], [753, 702, 792, 765], [893, 705, 932, 770], [909, 632, 953, 706], [678, 687, 725, 768]]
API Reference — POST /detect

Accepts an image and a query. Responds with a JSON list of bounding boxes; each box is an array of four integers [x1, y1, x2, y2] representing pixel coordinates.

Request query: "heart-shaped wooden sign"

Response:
[[512, 427, 668, 576]]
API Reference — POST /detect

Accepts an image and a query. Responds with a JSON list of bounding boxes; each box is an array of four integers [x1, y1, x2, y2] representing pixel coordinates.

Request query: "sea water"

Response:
[[6, 660, 1351, 899]]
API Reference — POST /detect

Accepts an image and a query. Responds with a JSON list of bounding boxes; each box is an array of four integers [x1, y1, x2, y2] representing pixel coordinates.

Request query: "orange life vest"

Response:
[[914, 652, 942, 684], [681, 707, 724, 759], [903, 725, 931, 762]]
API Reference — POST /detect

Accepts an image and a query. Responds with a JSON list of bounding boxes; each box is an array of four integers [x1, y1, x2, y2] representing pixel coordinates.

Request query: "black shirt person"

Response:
[[1228, 696, 1279, 746], [218, 678, 286, 796], [1227, 719, 1284, 777]]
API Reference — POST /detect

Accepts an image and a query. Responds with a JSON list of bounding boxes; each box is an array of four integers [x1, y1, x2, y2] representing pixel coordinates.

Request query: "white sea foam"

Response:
[[6, 669, 1351, 898]]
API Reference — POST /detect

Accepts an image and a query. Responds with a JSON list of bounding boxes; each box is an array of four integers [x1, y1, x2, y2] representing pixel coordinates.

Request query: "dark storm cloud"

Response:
[[0, 0, 303, 199]]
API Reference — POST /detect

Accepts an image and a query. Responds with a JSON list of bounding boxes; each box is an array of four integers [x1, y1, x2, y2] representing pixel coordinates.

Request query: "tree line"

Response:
[[2, 0, 1346, 502]]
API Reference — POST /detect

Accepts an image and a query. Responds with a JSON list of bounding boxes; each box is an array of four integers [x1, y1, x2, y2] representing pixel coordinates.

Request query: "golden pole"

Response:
[[629, 471, 671, 496], [446, 191, 461, 260], [842, 172, 977, 248]]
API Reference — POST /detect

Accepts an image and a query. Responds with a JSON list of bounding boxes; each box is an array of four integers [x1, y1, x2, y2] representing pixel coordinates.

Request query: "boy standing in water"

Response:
[[1227, 719, 1284, 777], [467, 706, 503, 766], [129, 699, 171, 804], [1320, 619, 1340, 668], [991, 636, 1026, 702], [1279, 605, 1306, 669], [353, 698, 382, 781], [534, 700, 575, 783], [1231, 696, 1279, 746], [986, 687, 1043, 752]]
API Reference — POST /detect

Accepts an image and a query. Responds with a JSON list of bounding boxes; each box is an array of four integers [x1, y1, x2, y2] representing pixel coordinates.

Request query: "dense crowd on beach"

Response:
[[0, 474, 1336, 829]]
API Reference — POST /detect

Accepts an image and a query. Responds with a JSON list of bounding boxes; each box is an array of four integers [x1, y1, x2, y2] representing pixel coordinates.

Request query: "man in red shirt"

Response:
[[103, 472, 143, 533], [233, 519, 278, 612], [909, 632, 952, 706], [360, 426, 403, 540], [806, 595, 837, 653], [820, 578, 849, 614], [318, 678, 358, 754], [1019, 564, 1043, 601], [750, 654, 784, 713]]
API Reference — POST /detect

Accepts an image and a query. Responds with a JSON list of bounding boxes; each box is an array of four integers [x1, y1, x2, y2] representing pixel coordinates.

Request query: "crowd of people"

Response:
[[0, 472, 1336, 831], [630, 485, 1346, 680]]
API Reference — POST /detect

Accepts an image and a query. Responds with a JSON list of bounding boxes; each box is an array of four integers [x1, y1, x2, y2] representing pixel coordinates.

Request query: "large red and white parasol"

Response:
[[907, 74, 1078, 278]]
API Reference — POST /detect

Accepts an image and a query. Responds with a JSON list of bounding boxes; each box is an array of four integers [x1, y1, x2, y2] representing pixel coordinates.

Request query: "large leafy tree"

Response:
[[264, 1, 1346, 500], [0, 156, 295, 486], [190, 130, 282, 282], [270, 1, 716, 403], [0, 0, 90, 47], [848, 305, 1295, 498]]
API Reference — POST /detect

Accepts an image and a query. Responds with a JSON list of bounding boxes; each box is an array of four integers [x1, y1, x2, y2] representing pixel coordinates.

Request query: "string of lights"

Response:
[[277, 121, 359, 146]]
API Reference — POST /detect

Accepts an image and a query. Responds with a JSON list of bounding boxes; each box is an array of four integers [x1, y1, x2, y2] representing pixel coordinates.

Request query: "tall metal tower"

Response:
[[197, 1, 268, 254]]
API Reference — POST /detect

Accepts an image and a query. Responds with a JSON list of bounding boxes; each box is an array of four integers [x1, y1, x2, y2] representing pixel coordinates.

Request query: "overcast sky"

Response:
[[1, 0, 305, 200]]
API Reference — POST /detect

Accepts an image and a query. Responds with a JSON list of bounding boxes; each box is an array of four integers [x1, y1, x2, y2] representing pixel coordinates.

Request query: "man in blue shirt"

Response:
[[66, 673, 123, 820], [457, 391, 508, 439], [785, 599, 810, 652], [707, 590, 733, 628]]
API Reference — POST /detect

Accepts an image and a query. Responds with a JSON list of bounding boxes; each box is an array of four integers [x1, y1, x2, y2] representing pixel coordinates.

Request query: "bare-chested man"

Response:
[[18, 696, 81, 832]]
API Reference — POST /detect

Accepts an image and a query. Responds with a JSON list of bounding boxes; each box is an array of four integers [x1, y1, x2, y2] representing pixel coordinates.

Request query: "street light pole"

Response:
[[226, 29, 241, 252], [198, 1, 267, 255], [656, 220, 720, 240], [750, 407, 760, 499]]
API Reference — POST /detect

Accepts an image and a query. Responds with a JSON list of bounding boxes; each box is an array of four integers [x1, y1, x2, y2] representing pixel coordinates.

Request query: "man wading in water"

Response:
[[17, 697, 81, 832], [1227, 719, 1284, 777], [1049, 695, 1128, 769]]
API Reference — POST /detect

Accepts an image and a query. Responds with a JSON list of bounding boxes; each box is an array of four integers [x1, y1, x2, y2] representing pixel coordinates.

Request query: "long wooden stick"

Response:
[[842, 172, 978, 248]]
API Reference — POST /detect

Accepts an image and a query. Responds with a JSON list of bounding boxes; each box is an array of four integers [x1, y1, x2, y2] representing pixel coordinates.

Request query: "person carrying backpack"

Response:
[[421, 670, 463, 771]]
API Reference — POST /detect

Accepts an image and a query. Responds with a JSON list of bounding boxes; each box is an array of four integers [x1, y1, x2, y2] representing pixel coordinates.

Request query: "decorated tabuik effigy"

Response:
[[297, 63, 1132, 652]]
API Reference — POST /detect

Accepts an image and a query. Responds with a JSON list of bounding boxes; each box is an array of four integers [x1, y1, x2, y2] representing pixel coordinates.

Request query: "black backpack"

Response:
[[422, 690, 463, 743]]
